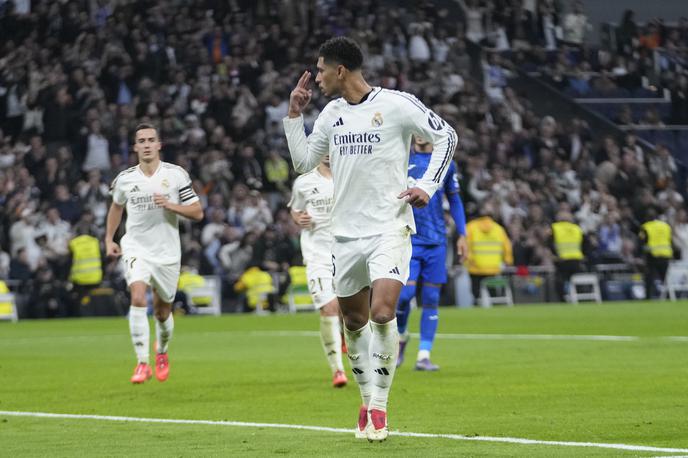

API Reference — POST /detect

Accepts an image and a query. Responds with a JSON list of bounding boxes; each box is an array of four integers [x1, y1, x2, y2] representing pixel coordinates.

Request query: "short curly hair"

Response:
[[319, 36, 364, 71]]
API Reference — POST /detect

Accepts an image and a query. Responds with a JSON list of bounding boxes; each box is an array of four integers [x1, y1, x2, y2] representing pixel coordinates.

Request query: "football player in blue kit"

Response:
[[396, 136, 467, 371]]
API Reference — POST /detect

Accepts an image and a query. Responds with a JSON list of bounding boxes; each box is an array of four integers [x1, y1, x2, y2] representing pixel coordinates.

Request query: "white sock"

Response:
[[369, 318, 399, 412], [344, 322, 372, 406], [320, 315, 344, 373], [155, 314, 174, 354], [129, 306, 149, 364], [417, 349, 430, 361]]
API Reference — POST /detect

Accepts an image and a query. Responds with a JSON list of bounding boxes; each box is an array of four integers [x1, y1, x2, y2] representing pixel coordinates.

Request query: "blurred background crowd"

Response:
[[1, 0, 687, 317]]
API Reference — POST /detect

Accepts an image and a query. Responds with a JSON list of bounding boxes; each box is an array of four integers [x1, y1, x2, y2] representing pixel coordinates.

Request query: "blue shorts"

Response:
[[408, 243, 447, 285]]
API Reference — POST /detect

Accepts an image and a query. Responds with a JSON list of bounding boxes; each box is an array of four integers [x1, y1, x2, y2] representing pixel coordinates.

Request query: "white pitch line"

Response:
[[665, 336, 688, 342], [1, 410, 686, 454]]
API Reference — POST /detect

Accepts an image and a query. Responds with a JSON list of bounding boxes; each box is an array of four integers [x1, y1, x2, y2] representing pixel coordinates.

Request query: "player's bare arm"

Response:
[[105, 202, 124, 257], [288, 70, 313, 118], [290, 209, 313, 229], [153, 194, 203, 221]]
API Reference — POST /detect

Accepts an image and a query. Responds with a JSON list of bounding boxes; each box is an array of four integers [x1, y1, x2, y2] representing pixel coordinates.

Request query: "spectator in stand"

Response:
[[648, 144, 677, 189], [616, 10, 638, 57], [639, 20, 661, 51], [562, 1, 590, 48], [78, 170, 109, 226], [597, 212, 623, 262], [250, 224, 294, 303], [37, 207, 71, 276], [670, 74, 688, 125], [9, 247, 33, 292], [264, 149, 290, 202], [52, 184, 82, 224]]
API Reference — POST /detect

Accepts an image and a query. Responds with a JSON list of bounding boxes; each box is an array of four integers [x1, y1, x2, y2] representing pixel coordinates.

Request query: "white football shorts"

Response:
[[122, 254, 180, 303], [306, 260, 337, 309], [332, 226, 412, 297]]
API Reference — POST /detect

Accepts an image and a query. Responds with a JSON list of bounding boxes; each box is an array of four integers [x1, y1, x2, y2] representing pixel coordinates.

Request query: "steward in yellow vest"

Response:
[[234, 265, 276, 312], [550, 213, 585, 302], [0, 280, 15, 320], [639, 209, 673, 299], [69, 234, 103, 286], [466, 213, 512, 302]]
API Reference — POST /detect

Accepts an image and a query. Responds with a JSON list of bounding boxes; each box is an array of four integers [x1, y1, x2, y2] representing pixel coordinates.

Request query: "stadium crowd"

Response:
[[0, 0, 686, 316]]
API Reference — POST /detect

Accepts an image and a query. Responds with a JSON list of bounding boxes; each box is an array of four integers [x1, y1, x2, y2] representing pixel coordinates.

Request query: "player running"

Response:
[[396, 136, 467, 371], [289, 155, 348, 388], [283, 37, 457, 441], [106, 123, 203, 384]]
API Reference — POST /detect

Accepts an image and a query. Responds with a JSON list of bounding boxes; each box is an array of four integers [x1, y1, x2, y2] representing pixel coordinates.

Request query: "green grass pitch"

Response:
[[0, 301, 686, 457]]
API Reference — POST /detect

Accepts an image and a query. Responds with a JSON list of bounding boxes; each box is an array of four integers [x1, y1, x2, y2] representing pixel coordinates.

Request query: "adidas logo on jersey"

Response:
[[389, 266, 400, 275], [332, 117, 344, 127], [311, 187, 319, 194], [130, 185, 140, 193]]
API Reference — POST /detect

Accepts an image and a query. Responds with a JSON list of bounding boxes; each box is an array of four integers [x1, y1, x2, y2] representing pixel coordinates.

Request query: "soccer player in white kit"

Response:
[[283, 37, 457, 441], [289, 155, 348, 389], [105, 123, 203, 384]]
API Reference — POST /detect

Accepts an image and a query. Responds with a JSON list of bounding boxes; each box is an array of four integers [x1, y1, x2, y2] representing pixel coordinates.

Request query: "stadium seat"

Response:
[[0, 293, 18, 322], [568, 273, 602, 304], [190, 276, 222, 316], [285, 266, 315, 313], [479, 276, 514, 307], [660, 262, 688, 301]]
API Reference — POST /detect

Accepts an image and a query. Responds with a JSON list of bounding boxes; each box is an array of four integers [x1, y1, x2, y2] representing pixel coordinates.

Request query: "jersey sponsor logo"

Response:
[[333, 131, 381, 157], [371, 112, 383, 127], [333, 132, 381, 145], [130, 193, 171, 211], [332, 117, 344, 127]]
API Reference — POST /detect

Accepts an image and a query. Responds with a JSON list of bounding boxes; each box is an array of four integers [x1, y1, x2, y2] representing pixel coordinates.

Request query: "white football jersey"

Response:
[[110, 162, 199, 264], [283, 87, 457, 238], [288, 168, 334, 265]]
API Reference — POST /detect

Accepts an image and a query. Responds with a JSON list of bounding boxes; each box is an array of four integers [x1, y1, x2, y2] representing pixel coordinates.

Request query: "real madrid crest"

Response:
[[371, 112, 383, 127], [162, 178, 169, 189]]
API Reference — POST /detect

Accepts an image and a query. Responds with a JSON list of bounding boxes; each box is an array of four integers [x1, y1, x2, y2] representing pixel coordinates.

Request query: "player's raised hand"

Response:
[[398, 187, 430, 208], [105, 240, 122, 258], [456, 234, 468, 263], [288, 71, 313, 118], [295, 210, 313, 229]]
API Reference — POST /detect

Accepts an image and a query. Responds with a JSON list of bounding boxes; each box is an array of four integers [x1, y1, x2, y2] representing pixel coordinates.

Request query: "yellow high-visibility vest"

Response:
[[178, 271, 212, 306], [466, 217, 513, 276], [641, 220, 673, 258], [0, 280, 13, 317], [69, 235, 103, 285], [552, 221, 584, 260], [235, 267, 275, 309]]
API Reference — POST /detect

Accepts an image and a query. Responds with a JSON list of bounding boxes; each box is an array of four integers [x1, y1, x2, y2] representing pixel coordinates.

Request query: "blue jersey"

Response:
[[408, 151, 464, 246]]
